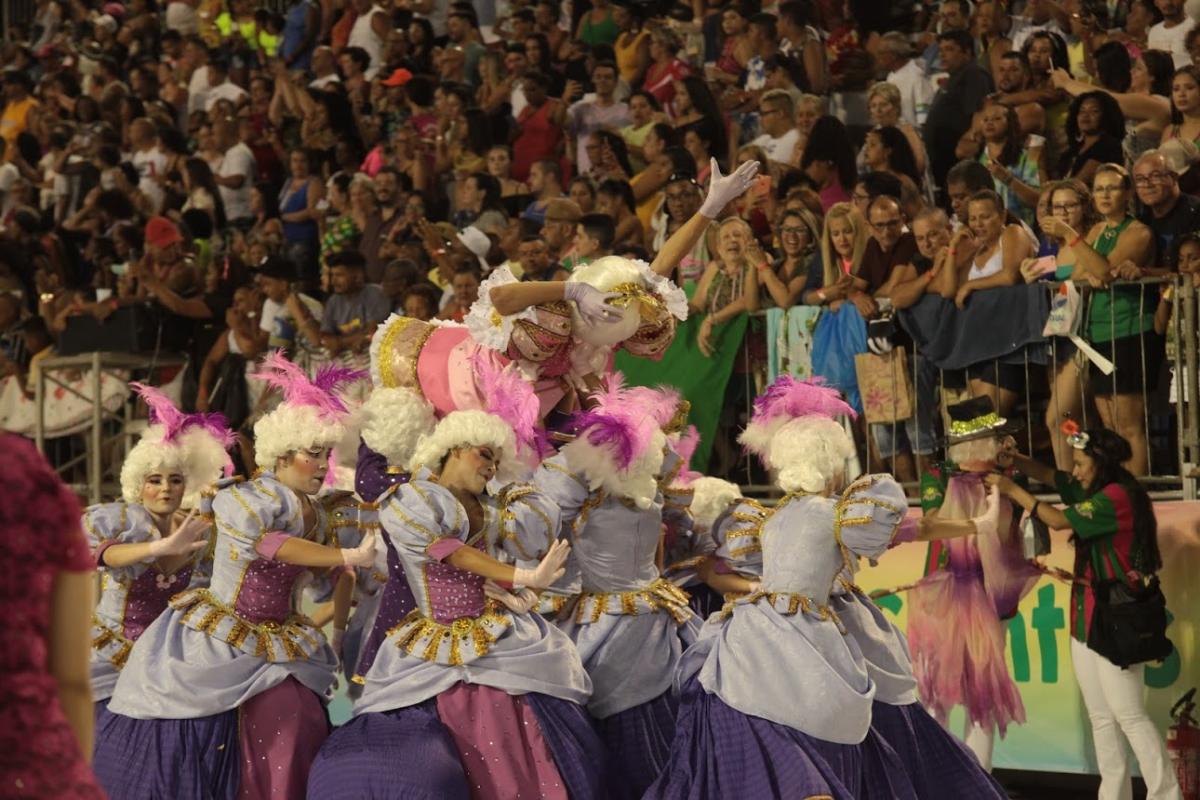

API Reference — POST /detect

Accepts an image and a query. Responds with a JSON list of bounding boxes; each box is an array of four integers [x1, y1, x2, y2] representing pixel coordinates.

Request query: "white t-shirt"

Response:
[[1149, 18, 1197, 68], [751, 128, 801, 164], [0, 161, 19, 217], [187, 64, 212, 114], [259, 294, 322, 350], [205, 79, 248, 111], [217, 142, 256, 222], [131, 147, 168, 213], [887, 59, 934, 127], [309, 74, 341, 91], [348, 4, 386, 78], [1009, 17, 1066, 52]]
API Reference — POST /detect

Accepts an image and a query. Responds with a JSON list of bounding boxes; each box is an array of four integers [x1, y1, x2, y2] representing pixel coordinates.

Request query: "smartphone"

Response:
[[1032, 255, 1058, 277]]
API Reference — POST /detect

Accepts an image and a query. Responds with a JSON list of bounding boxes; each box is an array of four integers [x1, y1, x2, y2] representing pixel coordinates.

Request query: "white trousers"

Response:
[[1070, 638, 1183, 800]]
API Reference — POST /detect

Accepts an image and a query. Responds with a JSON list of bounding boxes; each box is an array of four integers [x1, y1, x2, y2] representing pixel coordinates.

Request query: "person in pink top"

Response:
[[0, 435, 104, 799]]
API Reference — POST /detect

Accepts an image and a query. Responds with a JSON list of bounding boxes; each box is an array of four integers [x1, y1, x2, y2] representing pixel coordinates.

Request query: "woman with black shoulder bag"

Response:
[[985, 427, 1181, 800]]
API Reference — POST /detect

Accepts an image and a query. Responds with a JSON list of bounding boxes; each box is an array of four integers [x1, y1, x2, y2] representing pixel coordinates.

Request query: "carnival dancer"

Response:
[[534, 376, 699, 799], [93, 354, 377, 800], [84, 383, 233, 708], [726, 377, 1008, 798], [308, 364, 605, 800], [344, 386, 437, 691], [368, 159, 761, 424], [907, 395, 1042, 771], [647, 408, 916, 800]]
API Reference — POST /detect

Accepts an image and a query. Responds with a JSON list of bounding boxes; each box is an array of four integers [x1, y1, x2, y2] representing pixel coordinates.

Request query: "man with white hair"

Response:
[[1134, 147, 1200, 272], [877, 31, 933, 127]]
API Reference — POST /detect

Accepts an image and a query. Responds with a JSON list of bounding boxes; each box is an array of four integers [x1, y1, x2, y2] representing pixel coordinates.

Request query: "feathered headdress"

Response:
[[739, 376, 856, 463], [470, 351, 548, 462], [252, 351, 365, 419], [669, 424, 702, 487], [568, 373, 664, 471], [121, 383, 236, 505], [251, 351, 367, 470]]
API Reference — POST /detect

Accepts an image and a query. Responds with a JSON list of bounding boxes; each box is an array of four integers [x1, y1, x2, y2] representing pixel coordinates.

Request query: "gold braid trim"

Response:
[[718, 590, 845, 633], [91, 616, 133, 669], [386, 603, 512, 667], [169, 589, 325, 663], [573, 579, 693, 625]]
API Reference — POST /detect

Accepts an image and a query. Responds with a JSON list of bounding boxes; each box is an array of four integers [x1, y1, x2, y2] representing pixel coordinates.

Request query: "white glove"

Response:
[[564, 282, 621, 325], [746, 580, 762, 594], [340, 530, 379, 568], [147, 511, 210, 559], [483, 580, 538, 614], [699, 158, 761, 219], [512, 539, 571, 589]]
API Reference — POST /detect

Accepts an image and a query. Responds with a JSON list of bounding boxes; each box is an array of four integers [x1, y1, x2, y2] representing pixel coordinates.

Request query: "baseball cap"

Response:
[[543, 198, 583, 224], [252, 256, 294, 281], [381, 67, 413, 87], [144, 216, 183, 248]]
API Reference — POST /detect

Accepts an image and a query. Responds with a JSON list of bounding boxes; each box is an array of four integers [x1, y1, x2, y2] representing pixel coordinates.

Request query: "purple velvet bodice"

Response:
[[426, 542, 488, 625]]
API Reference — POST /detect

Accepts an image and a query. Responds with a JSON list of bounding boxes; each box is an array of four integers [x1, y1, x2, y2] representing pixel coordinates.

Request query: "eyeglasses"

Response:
[[1133, 171, 1173, 186], [870, 218, 903, 230], [1051, 201, 1081, 213]]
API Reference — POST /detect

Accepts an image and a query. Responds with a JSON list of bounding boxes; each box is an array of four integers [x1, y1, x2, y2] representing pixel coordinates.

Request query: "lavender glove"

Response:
[[564, 281, 621, 325], [699, 158, 761, 219]]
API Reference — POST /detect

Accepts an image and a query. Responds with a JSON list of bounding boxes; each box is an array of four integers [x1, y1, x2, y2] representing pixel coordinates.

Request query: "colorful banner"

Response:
[[856, 501, 1200, 774]]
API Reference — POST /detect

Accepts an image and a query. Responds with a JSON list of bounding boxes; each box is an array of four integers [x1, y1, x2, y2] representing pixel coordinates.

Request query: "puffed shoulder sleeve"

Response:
[[211, 477, 293, 558], [493, 482, 561, 562], [84, 502, 154, 569], [379, 481, 468, 561], [533, 452, 592, 524], [713, 499, 768, 577], [836, 475, 909, 560]]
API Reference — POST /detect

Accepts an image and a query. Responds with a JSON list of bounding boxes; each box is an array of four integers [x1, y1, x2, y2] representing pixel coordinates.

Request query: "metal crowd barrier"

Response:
[[737, 277, 1199, 502]]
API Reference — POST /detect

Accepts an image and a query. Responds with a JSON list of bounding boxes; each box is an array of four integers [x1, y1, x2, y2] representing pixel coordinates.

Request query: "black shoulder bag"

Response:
[[1086, 554, 1174, 668]]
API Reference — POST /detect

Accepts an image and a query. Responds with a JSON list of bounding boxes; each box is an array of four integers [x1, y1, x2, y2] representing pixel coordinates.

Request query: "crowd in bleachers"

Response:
[[2, 0, 1199, 484]]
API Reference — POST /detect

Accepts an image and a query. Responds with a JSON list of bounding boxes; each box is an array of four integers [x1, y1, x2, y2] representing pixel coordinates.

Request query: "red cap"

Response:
[[144, 216, 183, 249], [381, 68, 413, 87]]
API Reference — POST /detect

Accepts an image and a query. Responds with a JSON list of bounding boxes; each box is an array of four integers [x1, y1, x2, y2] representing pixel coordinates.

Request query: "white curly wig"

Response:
[[409, 410, 521, 482], [253, 404, 348, 470], [689, 477, 743, 533], [120, 425, 230, 506], [360, 387, 437, 469], [768, 416, 857, 495], [567, 256, 688, 347], [561, 428, 667, 510]]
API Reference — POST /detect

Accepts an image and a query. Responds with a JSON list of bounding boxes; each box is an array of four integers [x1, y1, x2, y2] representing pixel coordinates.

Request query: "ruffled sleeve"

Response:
[[463, 265, 542, 353], [83, 502, 154, 572], [533, 453, 592, 526], [492, 482, 561, 562], [379, 481, 468, 561], [835, 475, 908, 561]]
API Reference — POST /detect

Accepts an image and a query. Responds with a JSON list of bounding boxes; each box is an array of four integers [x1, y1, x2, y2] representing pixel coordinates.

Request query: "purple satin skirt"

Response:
[[307, 690, 606, 800], [646, 678, 868, 800], [594, 691, 678, 799], [93, 699, 240, 800], [870, 701, 1008, 799]]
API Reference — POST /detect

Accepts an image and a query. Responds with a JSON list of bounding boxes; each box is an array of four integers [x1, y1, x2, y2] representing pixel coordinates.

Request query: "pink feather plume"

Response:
[[750, 375, 857, 427], [251, 351, 365, 419], [130, 382, 236, 448], [470, 352, 545, 457], [570, 372, 663, 470]]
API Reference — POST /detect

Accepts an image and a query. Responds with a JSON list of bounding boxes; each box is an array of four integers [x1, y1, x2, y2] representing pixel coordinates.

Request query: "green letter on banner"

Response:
[[1031, 584, 1064, 683]]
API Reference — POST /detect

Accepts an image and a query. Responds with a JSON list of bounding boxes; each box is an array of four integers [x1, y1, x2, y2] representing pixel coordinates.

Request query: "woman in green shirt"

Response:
[[1039, 163, 1160, 475], [986, 428, 1179, 800]]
